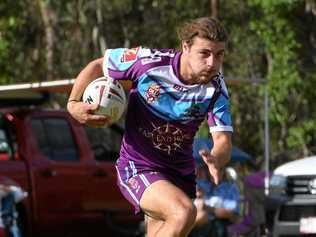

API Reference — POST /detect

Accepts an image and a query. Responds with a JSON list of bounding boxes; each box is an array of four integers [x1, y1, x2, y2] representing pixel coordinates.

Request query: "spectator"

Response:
[[0, 178, 27, 237], [227, 171, 270, 237], [190, 165, 240, 237], [0, 184, 11, 237]]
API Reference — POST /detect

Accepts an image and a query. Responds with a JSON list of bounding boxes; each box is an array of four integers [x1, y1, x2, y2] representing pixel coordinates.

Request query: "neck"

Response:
[[179, 53, 193, 85]]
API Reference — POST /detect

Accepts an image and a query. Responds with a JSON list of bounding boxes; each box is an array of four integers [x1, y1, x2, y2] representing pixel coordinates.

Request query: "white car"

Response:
[[269, 156, 316, 237]]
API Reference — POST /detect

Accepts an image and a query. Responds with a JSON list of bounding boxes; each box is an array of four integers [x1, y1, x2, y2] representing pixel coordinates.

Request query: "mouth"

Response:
[[205, 69, 216, 75], [201, 71, 215, 79]]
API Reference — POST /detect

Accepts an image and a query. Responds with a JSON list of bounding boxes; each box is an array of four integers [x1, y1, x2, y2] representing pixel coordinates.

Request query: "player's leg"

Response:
[[145, 215, 164, 237], [140, 180, 197, 237]]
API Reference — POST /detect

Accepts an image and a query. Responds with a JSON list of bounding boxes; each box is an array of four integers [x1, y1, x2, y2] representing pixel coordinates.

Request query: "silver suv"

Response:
[[269, 156, 316, 236]]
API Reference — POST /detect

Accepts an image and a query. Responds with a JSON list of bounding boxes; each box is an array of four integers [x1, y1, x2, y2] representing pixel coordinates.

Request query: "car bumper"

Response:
[[273, 220, 300, 237], [272, 197, 316, 237]]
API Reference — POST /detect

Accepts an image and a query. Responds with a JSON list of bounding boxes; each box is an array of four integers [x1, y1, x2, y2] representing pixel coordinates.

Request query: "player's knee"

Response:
[[171, 201, 197, 227]]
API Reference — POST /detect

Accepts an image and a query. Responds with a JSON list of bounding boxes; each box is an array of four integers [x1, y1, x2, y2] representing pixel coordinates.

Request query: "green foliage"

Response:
[[247, 0, 316, 163], [0, 0, 315, 165]]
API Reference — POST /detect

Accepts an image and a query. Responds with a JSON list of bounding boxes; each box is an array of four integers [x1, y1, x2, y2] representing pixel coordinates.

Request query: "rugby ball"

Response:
[[82, 76, 127, 123]]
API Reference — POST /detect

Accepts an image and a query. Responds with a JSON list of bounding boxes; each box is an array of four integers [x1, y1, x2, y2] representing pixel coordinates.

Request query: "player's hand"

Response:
[[67, 101, 110, 127], [199, 149, 223, 185]]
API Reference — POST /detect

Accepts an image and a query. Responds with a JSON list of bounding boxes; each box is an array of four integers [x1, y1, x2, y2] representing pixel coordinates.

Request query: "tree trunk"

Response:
[[94, 0, 107, 54], [306, 0, 316, 16], [210, 0, 219, 18], [37, 0, 55, 81]]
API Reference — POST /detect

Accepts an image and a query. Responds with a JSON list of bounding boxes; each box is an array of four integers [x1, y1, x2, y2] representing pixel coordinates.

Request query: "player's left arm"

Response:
[[210, 131, 232, 168], [199, 132, 232, 185], [201, 76, 233, 184]]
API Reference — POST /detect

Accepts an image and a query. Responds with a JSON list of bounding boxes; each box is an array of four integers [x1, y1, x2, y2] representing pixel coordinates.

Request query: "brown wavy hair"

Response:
[[177, 17, 228, 47]]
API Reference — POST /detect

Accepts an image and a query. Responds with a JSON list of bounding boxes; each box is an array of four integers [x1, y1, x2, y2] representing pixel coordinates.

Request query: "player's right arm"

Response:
[[67, 57, 109, 127]]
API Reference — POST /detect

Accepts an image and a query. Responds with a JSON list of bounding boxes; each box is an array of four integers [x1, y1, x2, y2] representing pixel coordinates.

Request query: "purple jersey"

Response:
[[103, 47, 233, 176]]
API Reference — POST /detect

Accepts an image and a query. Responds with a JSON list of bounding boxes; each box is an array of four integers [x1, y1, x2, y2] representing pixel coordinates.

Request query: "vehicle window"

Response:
[[84, 124, 123, 162], [30, 118, 79, 161], [0, 114, 17, 161], [0, 129, 11, 160]]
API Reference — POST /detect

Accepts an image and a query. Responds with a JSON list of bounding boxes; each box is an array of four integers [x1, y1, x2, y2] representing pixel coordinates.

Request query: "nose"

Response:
[[206, 55, 215, 67]]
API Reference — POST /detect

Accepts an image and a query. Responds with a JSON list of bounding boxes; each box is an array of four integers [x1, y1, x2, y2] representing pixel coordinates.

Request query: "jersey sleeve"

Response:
[[207, 76, 233, 133], [103, 46, 149, 81]]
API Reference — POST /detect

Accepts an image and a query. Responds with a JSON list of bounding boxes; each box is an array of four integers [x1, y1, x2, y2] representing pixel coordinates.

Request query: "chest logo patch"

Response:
[[145, 84, 161, 103], [185, 104, 202, 118]]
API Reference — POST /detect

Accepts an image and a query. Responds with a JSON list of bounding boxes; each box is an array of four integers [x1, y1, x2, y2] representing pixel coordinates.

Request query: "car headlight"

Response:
[[269, 174, 287, 195]]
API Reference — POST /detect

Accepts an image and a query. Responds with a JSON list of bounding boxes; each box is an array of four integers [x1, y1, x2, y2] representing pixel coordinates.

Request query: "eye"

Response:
[[199, 51, 210, 57], [216, 51, 225, 57]]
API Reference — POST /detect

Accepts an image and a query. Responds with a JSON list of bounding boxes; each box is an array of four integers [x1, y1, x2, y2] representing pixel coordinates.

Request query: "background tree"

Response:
[[0, 0, 315, 168]]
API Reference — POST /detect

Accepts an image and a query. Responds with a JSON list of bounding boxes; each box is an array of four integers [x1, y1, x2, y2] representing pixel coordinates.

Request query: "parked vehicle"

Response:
[[268, 156, 316, 237], [0, 105, 142, 237]]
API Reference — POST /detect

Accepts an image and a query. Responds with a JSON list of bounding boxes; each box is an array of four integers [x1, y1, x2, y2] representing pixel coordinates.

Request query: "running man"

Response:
[[67, 17, 233, 237]]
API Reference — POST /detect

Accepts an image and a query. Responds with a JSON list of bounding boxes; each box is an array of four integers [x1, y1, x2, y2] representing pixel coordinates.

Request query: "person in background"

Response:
[[0, 177, 27, 237], [191, 164, 240, 237], [227, 171, 269, 237]]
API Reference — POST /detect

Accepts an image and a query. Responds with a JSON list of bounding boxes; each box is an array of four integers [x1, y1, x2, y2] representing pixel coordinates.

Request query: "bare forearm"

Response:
[[210, 132, 232, 168], [66, 57, 109, 127], [68, 57, 104, 102]]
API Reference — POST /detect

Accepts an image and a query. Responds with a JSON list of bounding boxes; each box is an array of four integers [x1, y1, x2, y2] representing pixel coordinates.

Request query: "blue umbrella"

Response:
[[193, 138, 251, 164]]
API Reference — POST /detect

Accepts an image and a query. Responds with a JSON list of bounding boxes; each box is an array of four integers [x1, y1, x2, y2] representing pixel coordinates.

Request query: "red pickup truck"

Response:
[[0, 105, 142, 237]]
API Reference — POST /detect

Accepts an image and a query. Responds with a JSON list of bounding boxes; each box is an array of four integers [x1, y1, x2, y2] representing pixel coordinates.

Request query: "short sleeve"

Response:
[[207, 76, 233, 133], [103, 47, 145, 81]]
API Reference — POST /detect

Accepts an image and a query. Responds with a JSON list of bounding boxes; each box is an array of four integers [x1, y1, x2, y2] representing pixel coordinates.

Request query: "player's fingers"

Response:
[[87, 114, 109, 121], [198, 148, 208, 157], [212, 167, 224, 185], [86, 103, 100, 111], [87, 114, 111, 127], [209, 168, 218, 185], [199, 149, 213, 163], [213, 176, 219, 185]]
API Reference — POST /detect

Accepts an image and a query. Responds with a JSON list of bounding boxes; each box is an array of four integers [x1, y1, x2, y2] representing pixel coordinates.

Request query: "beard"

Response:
[[191, 70, 218, 84]]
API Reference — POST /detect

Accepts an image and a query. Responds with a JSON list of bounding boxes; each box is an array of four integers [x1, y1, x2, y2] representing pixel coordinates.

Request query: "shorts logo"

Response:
[[127, 177, 140, 193], [121, 47, 139, 63], [139, 123, 189, 155], [145, 84, 160, 103]]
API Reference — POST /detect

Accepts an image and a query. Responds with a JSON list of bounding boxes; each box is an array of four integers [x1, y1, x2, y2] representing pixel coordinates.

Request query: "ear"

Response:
[[182, 41, 190, 53]]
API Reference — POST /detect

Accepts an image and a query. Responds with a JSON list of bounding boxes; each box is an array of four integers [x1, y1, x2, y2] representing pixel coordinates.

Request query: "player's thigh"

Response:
[[140, 179, 195, 220]]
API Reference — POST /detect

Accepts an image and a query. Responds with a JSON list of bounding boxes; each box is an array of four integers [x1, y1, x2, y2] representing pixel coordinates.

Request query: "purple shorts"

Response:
[[115, 160, 196, 214]]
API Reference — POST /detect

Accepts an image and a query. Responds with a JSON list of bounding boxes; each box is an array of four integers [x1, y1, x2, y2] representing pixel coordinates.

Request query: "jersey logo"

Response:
[[173, 84, 185, 92], [127, 177, 140, 193], [145, 84, 160, 103], [139, 123, 188, 155], [185, 104, 202, 118], [120, 47, 139, 63], [85, 95, 94, 104], [141, 57, 162, 65]]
